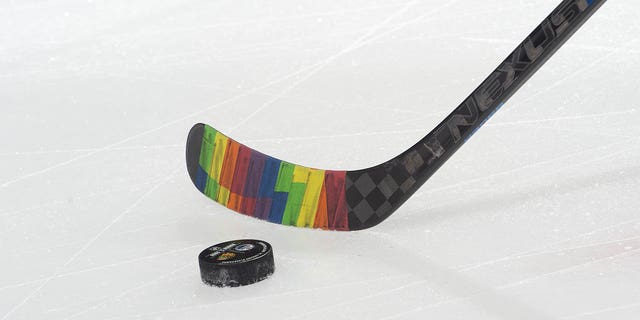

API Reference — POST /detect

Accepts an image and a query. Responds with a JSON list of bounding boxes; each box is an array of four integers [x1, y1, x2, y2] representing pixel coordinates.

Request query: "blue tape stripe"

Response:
[[257, 157, 280, 199], [254, 156, 288, 222], [195, 166, 208, 192], [269, 192, 288, 223]]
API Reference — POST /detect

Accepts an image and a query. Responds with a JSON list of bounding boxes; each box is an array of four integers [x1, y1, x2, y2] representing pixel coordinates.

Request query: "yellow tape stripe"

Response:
[[296, 168, 325, 227], [218, 186, 231, 206]]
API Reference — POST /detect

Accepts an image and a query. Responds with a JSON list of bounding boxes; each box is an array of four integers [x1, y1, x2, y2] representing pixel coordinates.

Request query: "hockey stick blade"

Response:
[[187, 0, 606, 231]]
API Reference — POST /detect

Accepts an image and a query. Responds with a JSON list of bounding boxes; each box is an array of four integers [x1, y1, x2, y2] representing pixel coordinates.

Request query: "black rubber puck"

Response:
[[198, 239, 275, 287]]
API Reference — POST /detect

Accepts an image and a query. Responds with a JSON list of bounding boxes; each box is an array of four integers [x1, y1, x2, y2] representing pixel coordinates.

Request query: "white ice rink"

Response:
[[2, 0, 639, 319]]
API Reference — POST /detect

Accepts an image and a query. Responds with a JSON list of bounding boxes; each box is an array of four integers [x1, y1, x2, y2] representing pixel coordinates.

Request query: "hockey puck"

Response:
[[198, 239, 275, 287]]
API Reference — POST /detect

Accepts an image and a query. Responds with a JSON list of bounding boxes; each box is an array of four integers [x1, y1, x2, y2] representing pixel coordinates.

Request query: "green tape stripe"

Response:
[[202, 125, 217, 144], [198, 126, 216, 174], [282, 182, 307, 226], [274, 162, 295, 192], [205, 178, 220, 200], [201, 126, 218, 198]]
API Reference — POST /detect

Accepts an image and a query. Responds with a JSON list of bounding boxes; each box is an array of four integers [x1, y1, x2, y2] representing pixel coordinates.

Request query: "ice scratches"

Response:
[[408, 139, 640, 233], [0, 144, 182, 157], [486, 108, 638, 128], [366, 239, 640, 320], [62, 263, 194, 320], [364, 218, 640, 318], [227, 0, 476, 135], [506, 39, 640, 113], [561, 302, 640, 319], [459, 219, 640, 273], [417, 135, 638, 198], [0, 244, 200, 294], [0, 178, 163, 218], [224, 0, 422, 134], [83, 3, 414, 40], [0, 166, 181, 320], [95, 274, 414, 320], [498, 247, 640, 290], [284, 279, 444, 320], [321, 243, 556, 320]]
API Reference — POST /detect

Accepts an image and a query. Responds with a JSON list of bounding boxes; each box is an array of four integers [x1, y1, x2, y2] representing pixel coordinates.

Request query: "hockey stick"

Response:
[[186, 0, 606, 231]]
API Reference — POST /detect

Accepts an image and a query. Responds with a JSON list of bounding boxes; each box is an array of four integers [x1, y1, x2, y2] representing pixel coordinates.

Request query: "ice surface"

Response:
[[1, 0, 639, 319]]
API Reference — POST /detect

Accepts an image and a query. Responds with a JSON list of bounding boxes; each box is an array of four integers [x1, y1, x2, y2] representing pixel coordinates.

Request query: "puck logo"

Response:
[[216, 252, 236, 261], [233, 244, 255, 252], [201, 240, 269, 264]]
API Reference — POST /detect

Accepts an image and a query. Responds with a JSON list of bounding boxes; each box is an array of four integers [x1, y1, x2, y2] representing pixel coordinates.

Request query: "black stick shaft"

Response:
[[346, 0, 607, 230]]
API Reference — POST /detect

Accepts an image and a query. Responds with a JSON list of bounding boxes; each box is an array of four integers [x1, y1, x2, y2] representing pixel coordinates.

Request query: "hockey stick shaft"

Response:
[[345, 0, 606, 229]]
